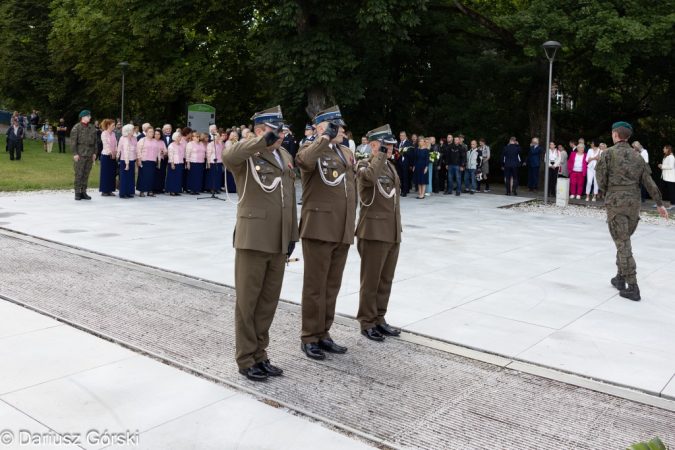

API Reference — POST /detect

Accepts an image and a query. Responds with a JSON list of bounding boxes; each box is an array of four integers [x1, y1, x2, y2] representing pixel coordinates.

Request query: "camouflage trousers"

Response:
[[74, 156, 93, 193], [607, 212, 639, 284]]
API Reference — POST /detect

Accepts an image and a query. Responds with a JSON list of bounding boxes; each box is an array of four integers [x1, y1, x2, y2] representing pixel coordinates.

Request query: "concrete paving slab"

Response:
[[0, 301, 60, 339], [0, 400, 80, 449]]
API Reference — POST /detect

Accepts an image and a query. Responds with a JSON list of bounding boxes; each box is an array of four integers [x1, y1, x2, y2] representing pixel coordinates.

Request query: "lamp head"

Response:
[[541, 41, 562, 61]]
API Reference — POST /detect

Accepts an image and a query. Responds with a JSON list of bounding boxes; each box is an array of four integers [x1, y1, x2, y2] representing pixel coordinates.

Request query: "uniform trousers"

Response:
[[301, 238, 350, 344], [607, 212, 639, 284], [234, 249, 286, 370], [74, 156, 93, 192], [357, 239, 399, 331]]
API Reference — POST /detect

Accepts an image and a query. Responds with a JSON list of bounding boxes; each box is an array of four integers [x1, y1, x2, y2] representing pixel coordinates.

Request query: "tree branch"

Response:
[[449, 0, 519, 48]]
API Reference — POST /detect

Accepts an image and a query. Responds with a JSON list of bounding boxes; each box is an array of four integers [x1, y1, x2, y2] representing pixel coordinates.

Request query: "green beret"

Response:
[[612, 121, 632, 132], [78, 110, 91, 118]]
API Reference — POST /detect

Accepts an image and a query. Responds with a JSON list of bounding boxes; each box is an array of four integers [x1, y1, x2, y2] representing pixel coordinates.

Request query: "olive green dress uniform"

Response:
[[356, 151, 402, 331], [295, 136, 357, 344], [222, 136, 299, 370], [71, 121, 98, 194], [596, 140, 663, 286]]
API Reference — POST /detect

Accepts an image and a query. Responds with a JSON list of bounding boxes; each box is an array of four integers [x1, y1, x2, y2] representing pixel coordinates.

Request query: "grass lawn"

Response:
[[0, 134, 100, 191]]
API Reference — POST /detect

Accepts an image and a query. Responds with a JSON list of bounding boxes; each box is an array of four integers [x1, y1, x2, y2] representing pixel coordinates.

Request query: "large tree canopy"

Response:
[[1, 0, 673, 163]]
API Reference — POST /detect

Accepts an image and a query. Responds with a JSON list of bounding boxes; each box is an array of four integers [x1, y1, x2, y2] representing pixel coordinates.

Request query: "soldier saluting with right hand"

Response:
[[596, 121, 668, 301]]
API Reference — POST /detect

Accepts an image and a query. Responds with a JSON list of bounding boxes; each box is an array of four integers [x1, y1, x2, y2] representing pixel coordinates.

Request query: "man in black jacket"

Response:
[[396, 131, 413, 197], [6, 118, 24, 160], [443, 136, 466, 196], [502, 136, 523, 196]]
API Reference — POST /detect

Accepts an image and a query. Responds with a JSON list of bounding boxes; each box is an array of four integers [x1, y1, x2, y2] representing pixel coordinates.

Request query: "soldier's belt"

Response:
[[607, 184, 638, 192]]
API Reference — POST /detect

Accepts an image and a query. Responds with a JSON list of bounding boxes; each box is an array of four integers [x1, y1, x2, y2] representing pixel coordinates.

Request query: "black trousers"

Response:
[[8, 139, 21, 160], [58, 135, 66, 153], [504, 167, 518, 193], [397, 165, 409, 196], [548, 167, 558, 196], [659, 180, 675, 205]]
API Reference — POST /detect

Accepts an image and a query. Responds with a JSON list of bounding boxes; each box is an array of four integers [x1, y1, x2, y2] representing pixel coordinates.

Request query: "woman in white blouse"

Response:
[[585, 140, 602, 202], [547, 141, 559, 197], [658, 144, 675, 210]]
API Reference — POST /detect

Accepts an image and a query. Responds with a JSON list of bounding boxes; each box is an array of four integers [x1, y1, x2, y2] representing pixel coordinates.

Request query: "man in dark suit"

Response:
[[502, 136, 523, 196], [162, 124, 173, 148], [396, 131, 412, 197], [6, 118, 24, 160]]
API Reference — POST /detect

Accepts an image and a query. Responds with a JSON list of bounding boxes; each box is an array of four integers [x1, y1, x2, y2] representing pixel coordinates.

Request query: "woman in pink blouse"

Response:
[[99, 119, 118, 196], [205, 133, 224, 194], [165, 131, 184, 196], [180, 127, 192, 193], [567, 144, 587, 200], [185, 132, 206, 194], [136, 126, 160, 197], [117, 124, 137, 199]]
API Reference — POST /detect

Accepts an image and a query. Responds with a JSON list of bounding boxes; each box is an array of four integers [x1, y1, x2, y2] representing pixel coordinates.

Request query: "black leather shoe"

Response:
[[361, 327, 385, 341], [239, 365, 268, 381], [258, 359, 283, 376], [318, 338, 347, 354], [513, 190, 518, 196], [377, 323, 401, 336], [75, 193, 81, 201], [620, 284, 641, 301], [611, 274, 626, 291], [455, 192, 460, 196], [81, 192, 91, 200], [301, 342, 325, 360]]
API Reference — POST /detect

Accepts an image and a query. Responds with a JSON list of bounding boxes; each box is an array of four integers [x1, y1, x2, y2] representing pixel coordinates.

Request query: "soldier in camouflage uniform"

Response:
[[71, 110, 98, 201], [596, 122, 668, 301]]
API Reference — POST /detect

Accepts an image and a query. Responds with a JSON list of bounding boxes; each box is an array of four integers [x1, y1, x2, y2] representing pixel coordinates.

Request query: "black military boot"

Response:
[[81, 191, 91, 200], [620, 284, 641, 301], [610, 274, 626, 291], [75, 192, 81, 201]]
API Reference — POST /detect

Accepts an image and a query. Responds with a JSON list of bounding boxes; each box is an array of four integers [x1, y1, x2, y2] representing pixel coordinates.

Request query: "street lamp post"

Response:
[[541, 41, 562, 205], [118, 62, 130, 125]]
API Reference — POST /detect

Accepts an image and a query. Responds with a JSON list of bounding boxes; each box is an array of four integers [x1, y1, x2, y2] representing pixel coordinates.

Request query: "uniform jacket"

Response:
[[502, 143, 522, 168], [70, 122, 98, 157], [356, 152, 402, 243], [222, 136, 299, 254], [296, 136, 357, 245], [526, 145, 542, 167], [596, 141, 663, 221], [443, 143, 466, 167], [281, 133, 297, 158]]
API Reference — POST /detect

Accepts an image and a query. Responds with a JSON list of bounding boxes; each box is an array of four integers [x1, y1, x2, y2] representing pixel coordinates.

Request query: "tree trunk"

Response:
[[305, 86, 326, 120], [528, 66, 554, 191]]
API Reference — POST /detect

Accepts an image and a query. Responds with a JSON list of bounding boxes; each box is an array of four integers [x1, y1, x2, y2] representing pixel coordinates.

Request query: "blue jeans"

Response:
[[446, 165, 461, 193], [464, 169, 477, 191], [528, 165, 540, 190]]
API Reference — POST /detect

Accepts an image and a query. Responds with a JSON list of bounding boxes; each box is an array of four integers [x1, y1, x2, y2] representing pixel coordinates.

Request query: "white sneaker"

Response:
[[585, 196, 589, 202], [592, 197, 596, 202], [576, 195, 581, 199], [570, 194, 575, 199]]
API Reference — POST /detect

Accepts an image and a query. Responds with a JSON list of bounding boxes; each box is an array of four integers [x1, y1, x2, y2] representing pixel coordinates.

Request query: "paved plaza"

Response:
[[0, 190, 674, 398]]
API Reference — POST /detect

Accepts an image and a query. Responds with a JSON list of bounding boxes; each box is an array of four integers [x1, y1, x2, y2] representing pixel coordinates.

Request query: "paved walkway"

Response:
[[0, 190, 674, 398], [0, 297, 371, 449], [1, 232, 674, 449]]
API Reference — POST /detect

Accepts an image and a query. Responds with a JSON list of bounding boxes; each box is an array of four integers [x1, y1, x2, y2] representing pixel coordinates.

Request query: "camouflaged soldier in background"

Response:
[[596, 121, 668, 301], [71, 110, 98, 200]]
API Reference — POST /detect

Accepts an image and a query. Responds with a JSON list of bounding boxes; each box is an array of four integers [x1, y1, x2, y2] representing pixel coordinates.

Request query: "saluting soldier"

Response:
[[296, 106, 356, 360], [596, 122, 668, 301], [71, 110, 98, 201], [222, 106, 299, 381], [356, 125, 402, 341]]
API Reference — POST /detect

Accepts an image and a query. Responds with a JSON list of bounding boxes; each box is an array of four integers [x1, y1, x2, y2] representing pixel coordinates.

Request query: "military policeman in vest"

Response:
[[296, 106, 356, 360], [71, 110, 98, 201], [222, 106, 299, 381], [356, 125, 402, 341], [596, 121, 668, 301]]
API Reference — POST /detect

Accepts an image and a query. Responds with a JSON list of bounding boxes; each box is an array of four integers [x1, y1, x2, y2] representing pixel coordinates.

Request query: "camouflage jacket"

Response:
[[70, 122, 98, 157], [596, 141, 663, 221]]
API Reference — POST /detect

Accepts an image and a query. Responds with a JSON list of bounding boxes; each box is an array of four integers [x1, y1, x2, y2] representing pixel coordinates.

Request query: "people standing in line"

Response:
[[40, 120, 52, 152], [296, 106, 355, 361], [476, 138, 490, 192], [501, 137, 522, 196], [547, 141, 559, 197], [568, 144, 587, 200], [443, 136, 466, 196], [205, 133, 224, 194], [585, 140, 603, 201], [430, 136, 441, 193], [657, 145, 675, 210], [396, 131, 412, 197], [596, 122, 668, 301], [185, 132, 206, 195], [99, 119, 118, 197], [166, 131, 184, 197], [180, 127, 192, 192], [356, 125, 401, 342], [556, 143, 569, 179], [6, 118, 24, 161], [465, 140, 482, 195], [71, 110, 98, 201], [57, 118, 68, 153], [117, 124, 137, 199], [153, 125, 172, 194], [222, 106, 298, 382], [632, 141, 649, 202], [524, 138, 542, 192], [412, 136, 430, 199], [135, 125, 159, 197]]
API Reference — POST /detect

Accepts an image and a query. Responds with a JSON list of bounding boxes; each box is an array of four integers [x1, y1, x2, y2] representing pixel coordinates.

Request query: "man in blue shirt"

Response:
[[501, 136, 522, 196], [524, 138, 542, 192]]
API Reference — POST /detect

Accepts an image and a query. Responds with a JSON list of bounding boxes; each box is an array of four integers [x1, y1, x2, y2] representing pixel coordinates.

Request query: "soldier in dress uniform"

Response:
[[356, 125, 402, 341], [295, 105, 356, 360], [71, 110, 98, 201], [299, 124, 315, 147], [596, 121, 668, 301], [222, 105, 299, 381]]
